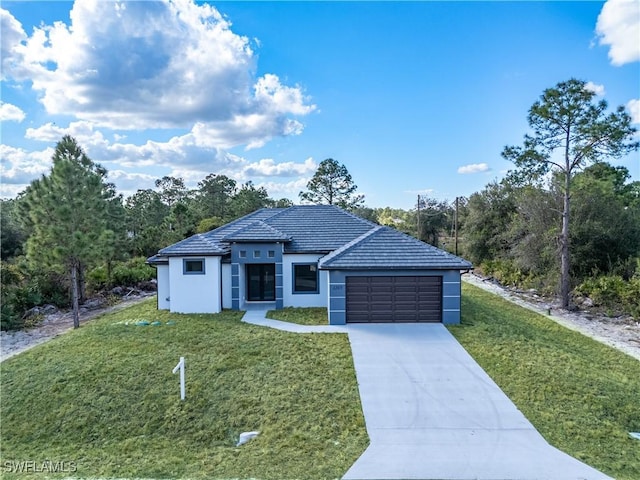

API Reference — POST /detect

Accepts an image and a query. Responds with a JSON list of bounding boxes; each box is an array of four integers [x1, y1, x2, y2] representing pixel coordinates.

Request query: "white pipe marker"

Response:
[[172, 356, 185, 401]]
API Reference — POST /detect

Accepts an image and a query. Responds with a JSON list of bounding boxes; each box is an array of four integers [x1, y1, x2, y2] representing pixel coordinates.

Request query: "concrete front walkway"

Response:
[[241, 308, 612, 480]]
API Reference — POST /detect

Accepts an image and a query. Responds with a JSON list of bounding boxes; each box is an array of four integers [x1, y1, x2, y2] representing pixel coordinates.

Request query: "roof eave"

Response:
[[319, 264, 473, 271]]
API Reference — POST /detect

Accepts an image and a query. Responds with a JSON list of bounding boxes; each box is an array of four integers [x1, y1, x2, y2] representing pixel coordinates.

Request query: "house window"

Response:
[[268, 250, 275, 258], [254, 250, 261, 258], [239, 250, 247, 258], [183, 259, 205, 275], [293, 263, 318, 293]]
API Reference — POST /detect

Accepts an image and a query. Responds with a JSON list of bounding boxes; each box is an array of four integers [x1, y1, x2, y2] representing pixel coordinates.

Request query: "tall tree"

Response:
[[229, 181, 271, 218], [415, 196, 450, 246], [195, 173, 237, 221], [20, 136, 115, 328], [154, 176, 188, 207], [462, 180, 518, 265], [0, 199, 26, 260], [570, 165, 640, 279], [299, 158, 364, 209], [125, 189, 170, 257], [502, 79, 638, 307]]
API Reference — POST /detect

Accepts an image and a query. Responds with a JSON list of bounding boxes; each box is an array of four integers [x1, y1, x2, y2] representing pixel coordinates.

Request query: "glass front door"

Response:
[[246, 264, 276, 301]]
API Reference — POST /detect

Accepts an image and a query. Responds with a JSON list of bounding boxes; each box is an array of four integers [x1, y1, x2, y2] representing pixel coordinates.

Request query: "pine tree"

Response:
[[21, 136, 116, 328], [299, 158, 364, 210], [503, 79, 638, 308]]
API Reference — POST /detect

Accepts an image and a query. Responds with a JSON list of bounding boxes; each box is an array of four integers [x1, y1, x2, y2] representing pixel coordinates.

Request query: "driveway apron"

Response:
[[342, 323, 612, 480]]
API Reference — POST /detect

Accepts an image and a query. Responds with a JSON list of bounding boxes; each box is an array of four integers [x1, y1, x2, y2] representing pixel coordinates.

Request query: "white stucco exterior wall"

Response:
[[282, 253, 327, 308], [156, 264, 170, 310], [222, 263, 232, 309], [168, 256, 221, 314]]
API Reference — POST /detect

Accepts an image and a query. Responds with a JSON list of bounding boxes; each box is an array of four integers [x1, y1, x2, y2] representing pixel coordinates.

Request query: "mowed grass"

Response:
[[266, 307, 328, 326], [0, 300, 367, 479], [450, 283, 640, 480]]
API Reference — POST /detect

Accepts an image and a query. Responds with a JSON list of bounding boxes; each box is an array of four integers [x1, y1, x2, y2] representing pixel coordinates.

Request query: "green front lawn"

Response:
[[451, 283, 640, 480], [266, 307, 328, 326], [3, 288, 639, 479], [0, 300, 367, 479]]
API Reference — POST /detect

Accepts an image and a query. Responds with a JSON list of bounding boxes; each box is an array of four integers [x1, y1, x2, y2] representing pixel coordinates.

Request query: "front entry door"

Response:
[[246, 264, 276, 301]]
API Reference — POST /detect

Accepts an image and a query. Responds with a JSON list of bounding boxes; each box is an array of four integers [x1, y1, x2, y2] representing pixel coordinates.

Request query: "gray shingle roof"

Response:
[[265, 205, 375, 252], [154, 208, 284, 257], [150, 205, 473, 271], [146, 254, 168, 265], [222, 221, 291, 243], [319, 225, 473, 270], [158, 233, 227, 256]]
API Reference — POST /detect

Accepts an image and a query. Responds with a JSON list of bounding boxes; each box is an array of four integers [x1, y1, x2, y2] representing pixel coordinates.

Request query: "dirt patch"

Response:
[[463, 273, 640, 361], [1, 293, 155, 363]]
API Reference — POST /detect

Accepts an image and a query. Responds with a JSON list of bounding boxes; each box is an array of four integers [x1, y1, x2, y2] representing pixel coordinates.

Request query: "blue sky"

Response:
[[1, 0, 639, 209]]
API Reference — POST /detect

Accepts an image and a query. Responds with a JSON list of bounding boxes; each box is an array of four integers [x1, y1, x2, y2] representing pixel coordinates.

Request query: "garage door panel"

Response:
[[394, 287, 419, 294], [346, 276, 442, 323]]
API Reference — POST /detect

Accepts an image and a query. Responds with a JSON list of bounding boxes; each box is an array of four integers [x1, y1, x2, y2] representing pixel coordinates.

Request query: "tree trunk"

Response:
[[78, 263, 86, 303], [71, 263, 80, 329], [560, 151, 572, 309]]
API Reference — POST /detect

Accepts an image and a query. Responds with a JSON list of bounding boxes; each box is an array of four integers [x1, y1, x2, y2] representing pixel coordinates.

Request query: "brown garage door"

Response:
[[346, 276, 442, 323]]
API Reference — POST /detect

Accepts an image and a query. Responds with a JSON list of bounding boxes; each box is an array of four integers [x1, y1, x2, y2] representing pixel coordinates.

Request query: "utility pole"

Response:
[[416, 194, 421, 241], [454, 196, 459, 256]]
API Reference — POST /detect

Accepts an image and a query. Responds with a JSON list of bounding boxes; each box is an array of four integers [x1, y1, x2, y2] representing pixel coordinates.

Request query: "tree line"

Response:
[[1, 78, 638, 329]]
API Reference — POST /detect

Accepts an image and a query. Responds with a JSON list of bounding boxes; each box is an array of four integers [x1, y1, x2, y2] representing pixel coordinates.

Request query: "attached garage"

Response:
[[319, 226, 472, 325], [346, 276, 442, 323]]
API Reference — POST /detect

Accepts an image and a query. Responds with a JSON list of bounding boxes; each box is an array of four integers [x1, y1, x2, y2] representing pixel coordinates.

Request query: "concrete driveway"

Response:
[[342, 323, 612, 480]]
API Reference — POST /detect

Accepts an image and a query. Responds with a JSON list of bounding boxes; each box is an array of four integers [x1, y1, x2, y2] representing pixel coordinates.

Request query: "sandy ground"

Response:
[[2, 279, 639, 363], [463, 273, 640, 361], [0, 294, 155, 363]]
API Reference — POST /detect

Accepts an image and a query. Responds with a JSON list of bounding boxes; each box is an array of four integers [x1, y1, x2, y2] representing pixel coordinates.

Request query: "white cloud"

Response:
[[457, 163, 490, 174], [0, 102, 25, 122], [1, 8, 27, 81], [596, 0, 640, 66], [1, 0, 315, 145], [585, 81, 606, 96], [0, 144, 53, 196], [25, 120, 110, 150], [254, 178, 310, 200], [241, 158, 317, 178], [627, 99, 640, 124], [21, 117, 319, 183], [106, 170, 157, 197], [404, 189, 436, 196]]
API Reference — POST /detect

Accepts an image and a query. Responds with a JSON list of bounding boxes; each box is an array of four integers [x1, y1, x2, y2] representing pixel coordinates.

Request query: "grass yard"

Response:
[[0, 300, 367, 479], [451, 283, 640, 480], [266, 307, 328, 326]]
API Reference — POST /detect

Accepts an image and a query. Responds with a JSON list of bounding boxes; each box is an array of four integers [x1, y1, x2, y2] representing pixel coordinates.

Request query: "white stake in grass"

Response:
[[172, 356, 185, 401]]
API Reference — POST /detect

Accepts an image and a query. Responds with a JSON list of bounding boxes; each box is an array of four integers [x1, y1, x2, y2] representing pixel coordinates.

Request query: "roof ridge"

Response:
[[202, 208, 283, 239], [222, 219, 291, 241], [319, 225, 381, 267]]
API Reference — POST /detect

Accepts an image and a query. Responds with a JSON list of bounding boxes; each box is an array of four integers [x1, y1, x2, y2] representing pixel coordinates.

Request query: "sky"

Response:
[[1, 0, 639, 209]]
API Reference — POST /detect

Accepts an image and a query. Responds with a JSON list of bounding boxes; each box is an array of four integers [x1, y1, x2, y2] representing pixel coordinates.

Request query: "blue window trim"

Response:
[[183, 258, 205, 275], [292, 263, 319, 294]]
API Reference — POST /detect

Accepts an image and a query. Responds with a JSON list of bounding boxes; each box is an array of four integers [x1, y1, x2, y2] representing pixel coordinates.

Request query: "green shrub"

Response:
[[87, 265, 108, 291], [111, 257, 155, 286], [481, 259, 530, 286], [87, 257, 155, 291], [0, 260, 69, 330], [576, 276, 640, 318]]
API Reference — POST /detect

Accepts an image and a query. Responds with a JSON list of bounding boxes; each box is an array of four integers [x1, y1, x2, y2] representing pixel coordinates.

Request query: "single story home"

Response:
[[147, 205, 472, 324]]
